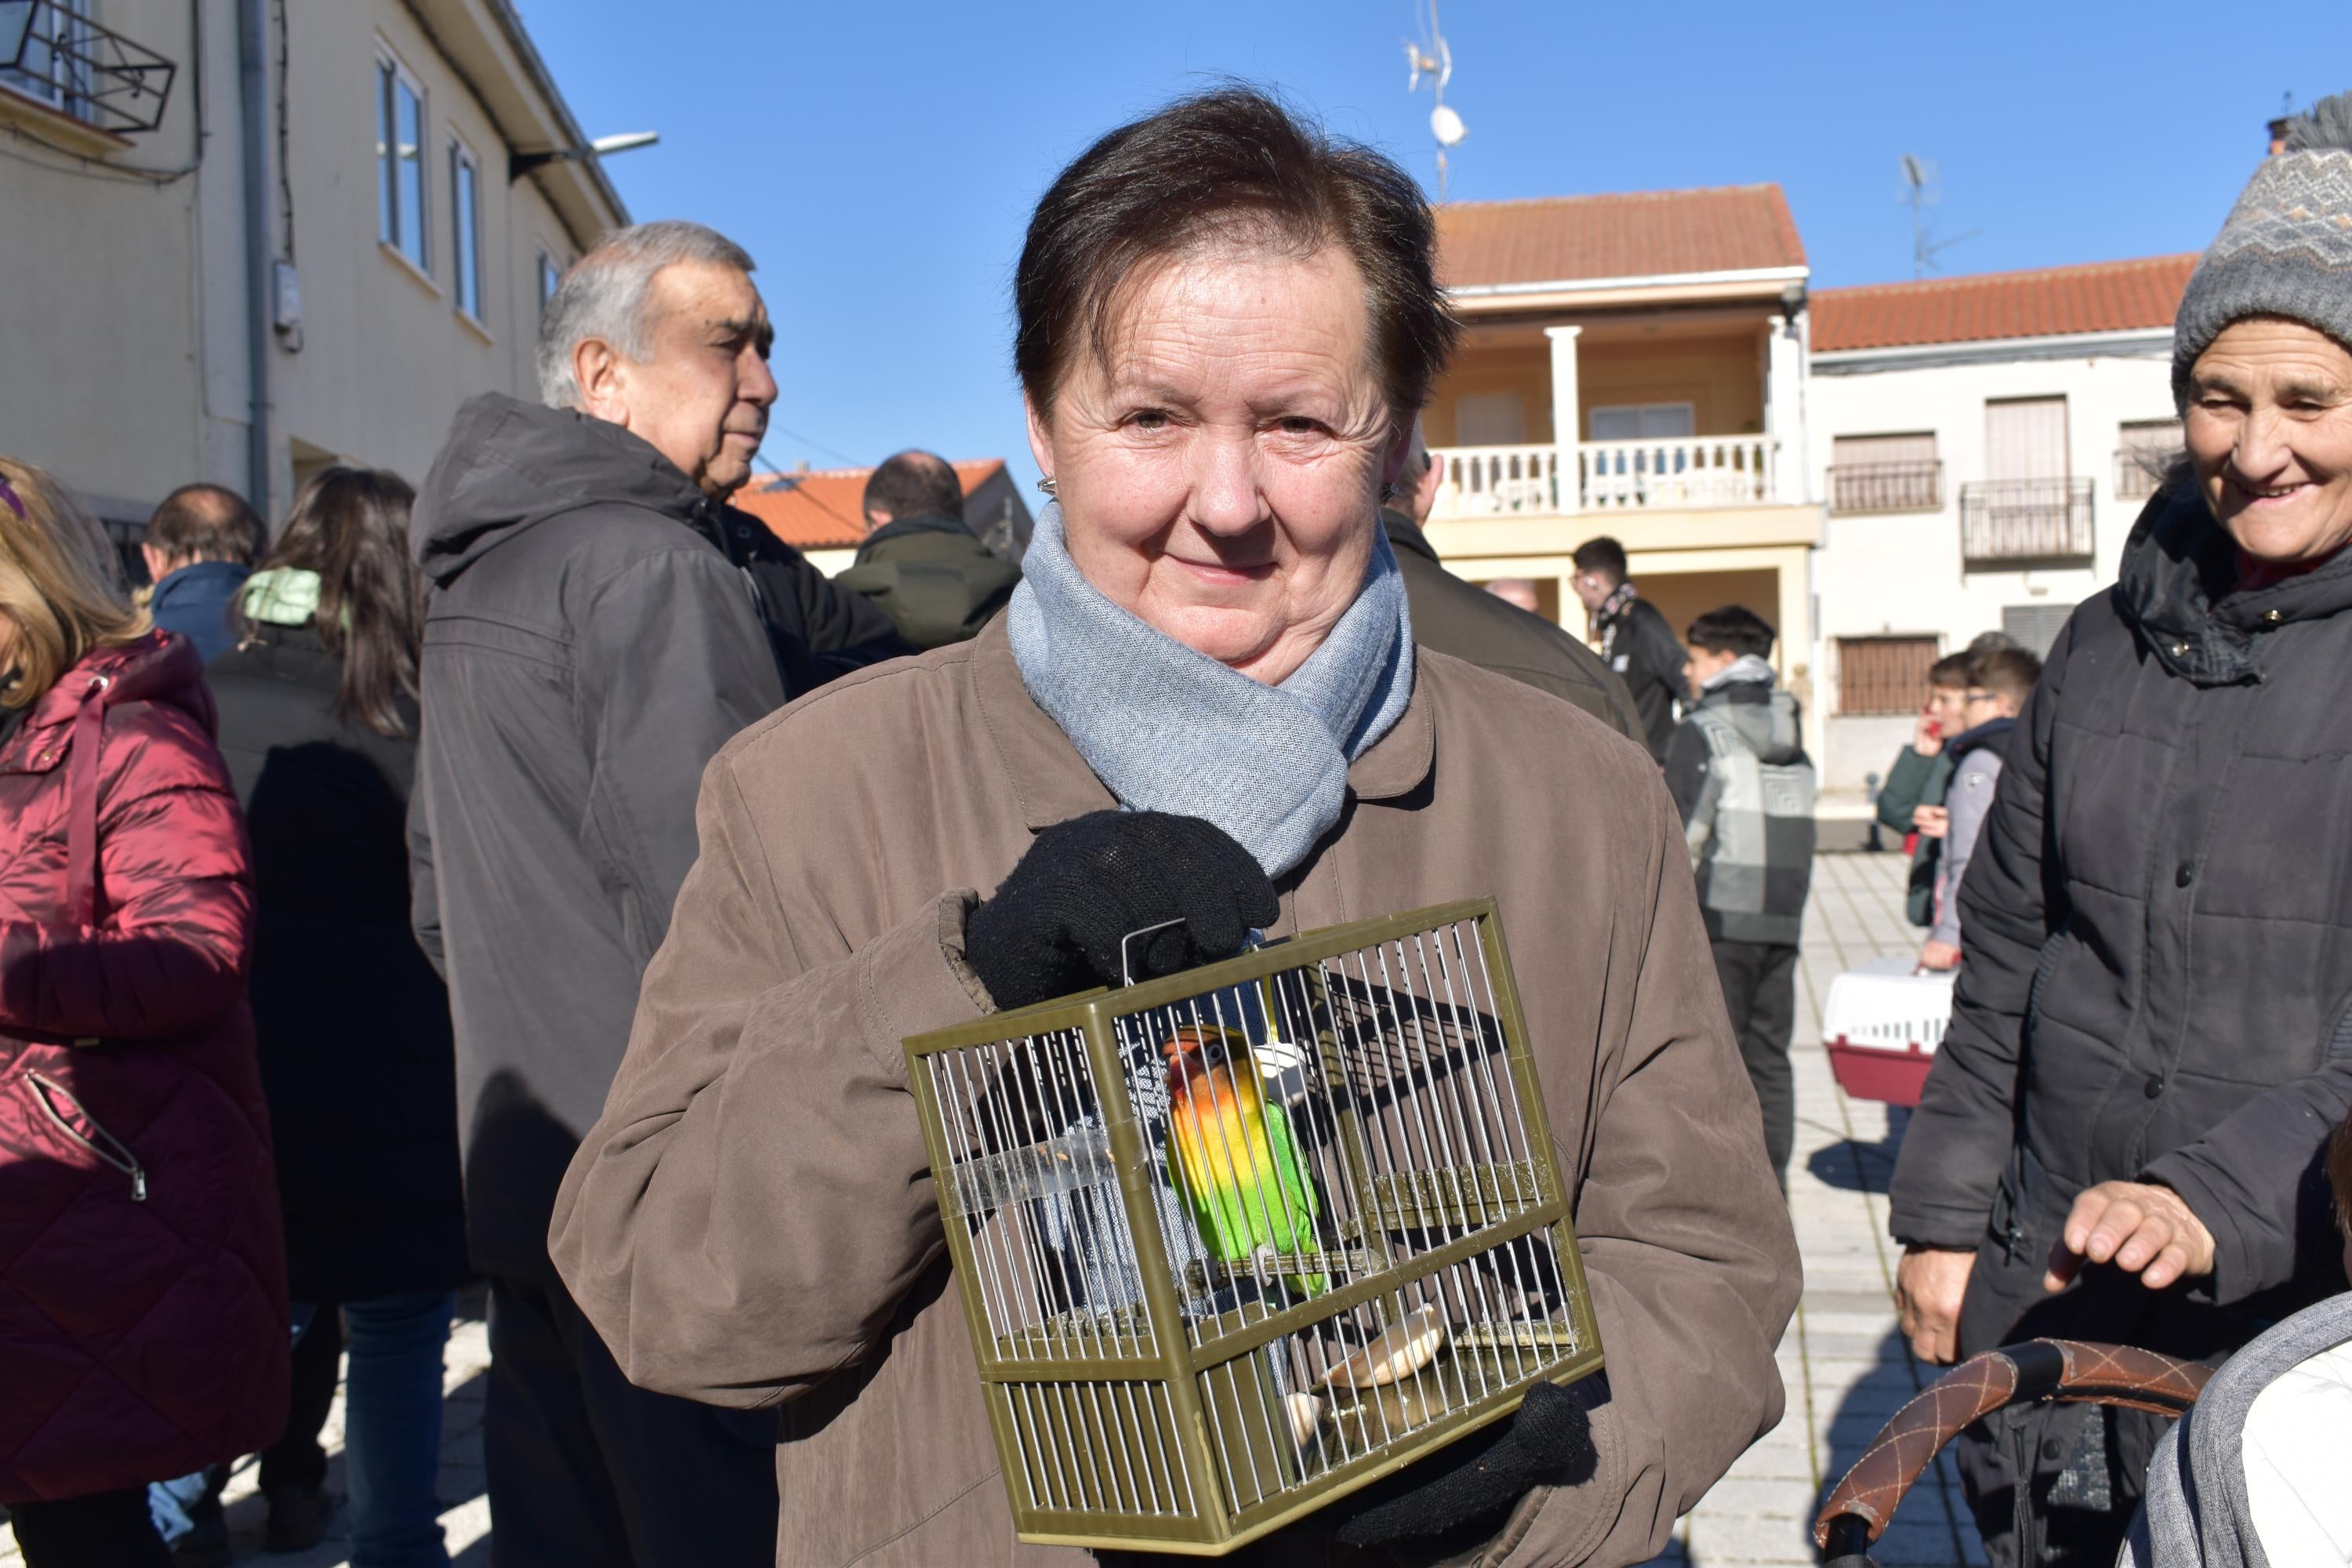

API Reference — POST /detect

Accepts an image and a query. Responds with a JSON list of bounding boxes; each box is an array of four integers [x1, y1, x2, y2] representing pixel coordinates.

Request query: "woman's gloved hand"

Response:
[[964, 810, 1279, 1011], [1333, 1381, 1597, 1547]]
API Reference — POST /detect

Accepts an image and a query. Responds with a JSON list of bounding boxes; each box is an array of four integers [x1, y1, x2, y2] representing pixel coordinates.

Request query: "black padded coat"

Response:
[[1890, 489, 2352, 1359]]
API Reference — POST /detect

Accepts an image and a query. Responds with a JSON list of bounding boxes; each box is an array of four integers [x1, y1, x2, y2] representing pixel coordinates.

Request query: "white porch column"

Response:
[[1545, 324, 1582, 514], [1766, 314, 1806, 504]]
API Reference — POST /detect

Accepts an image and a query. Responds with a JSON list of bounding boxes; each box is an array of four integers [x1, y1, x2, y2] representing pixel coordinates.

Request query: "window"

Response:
[[2116, 418, 2183, 502], [375, 53, 427, 272], [1588, 403, 1695, 442], [450, 137, 483, 321], [1830, 432, 1941, 514], [2001, 604, 2074, 660], [2, 0, 93, 112], [537, 249, 564, 320], [1453, 392, 1527, 447], [1836, 635, 1941, 716]]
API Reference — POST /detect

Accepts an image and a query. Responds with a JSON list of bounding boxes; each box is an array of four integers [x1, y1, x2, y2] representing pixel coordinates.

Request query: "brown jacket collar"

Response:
[[966, 616, 1435, 833]]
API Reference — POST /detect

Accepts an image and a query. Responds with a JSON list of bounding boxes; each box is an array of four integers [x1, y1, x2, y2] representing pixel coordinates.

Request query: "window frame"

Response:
[[536, 246, 565, 323], [2, 0, 93, 115], [448, 131, 485, 325], [375, 46, 430, 280], [1834, 634, 1944, 717], [2115, 418, 2183, 503]]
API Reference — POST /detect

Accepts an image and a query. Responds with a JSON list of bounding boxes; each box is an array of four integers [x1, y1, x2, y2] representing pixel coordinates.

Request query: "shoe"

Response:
[[173, 1505, 232, 1568], [263, 1485, 336, 1552]]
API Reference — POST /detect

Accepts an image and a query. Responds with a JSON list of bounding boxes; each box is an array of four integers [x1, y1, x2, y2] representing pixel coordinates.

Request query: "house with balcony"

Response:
[[1805, 255, 2193, 800], [1419, 184, 1824, 717], [3, 0, 625, 554]]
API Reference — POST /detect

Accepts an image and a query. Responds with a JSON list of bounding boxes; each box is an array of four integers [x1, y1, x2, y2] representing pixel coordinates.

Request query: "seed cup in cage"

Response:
[[902, 898, 1603, 1555]]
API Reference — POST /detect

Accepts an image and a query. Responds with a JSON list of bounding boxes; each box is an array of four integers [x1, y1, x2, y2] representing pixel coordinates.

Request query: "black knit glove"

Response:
[[1333, 1382, 1596, 1548], [964, 811, 1278, 1011]]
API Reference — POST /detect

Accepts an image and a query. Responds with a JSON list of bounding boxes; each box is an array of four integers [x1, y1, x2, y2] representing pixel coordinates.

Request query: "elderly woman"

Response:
[[553, 89, 1797, 1566], [1890, 93, 2352, 1567]]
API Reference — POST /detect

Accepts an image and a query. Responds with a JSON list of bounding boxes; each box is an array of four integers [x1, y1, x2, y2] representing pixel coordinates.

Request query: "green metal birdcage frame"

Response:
[[902, 898, 1605, 1555]]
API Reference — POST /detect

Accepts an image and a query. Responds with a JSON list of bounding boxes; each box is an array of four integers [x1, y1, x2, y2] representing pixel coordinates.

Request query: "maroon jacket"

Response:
[[0, 632, 289, 1504]]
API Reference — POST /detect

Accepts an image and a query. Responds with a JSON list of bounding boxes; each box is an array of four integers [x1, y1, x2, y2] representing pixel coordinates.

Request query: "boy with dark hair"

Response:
[[1570, 534, 1689, 760], [1919, 645, 2041, 971], [1665, 604, 1817, 1185], [1875, 649, 1975, 927]]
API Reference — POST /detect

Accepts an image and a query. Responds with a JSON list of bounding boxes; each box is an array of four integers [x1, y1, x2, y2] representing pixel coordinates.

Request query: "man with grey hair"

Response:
[[407, 220, 902, 1563]]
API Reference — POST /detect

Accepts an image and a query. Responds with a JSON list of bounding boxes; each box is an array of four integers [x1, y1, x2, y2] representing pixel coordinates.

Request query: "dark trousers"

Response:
[[1711, 938, 1798, 1182], [260, 1300, 346, 1494], [484, 1272, 779, 1567], [7, 1488, 171, 1568]]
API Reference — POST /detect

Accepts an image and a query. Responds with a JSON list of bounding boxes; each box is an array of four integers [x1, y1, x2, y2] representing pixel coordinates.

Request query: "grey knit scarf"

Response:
[[1006, 502, 1414, 877]]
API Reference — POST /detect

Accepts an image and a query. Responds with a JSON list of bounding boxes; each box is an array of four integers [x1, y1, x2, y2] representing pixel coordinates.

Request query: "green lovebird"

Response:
[[1162, 1025, 1326, 1298]]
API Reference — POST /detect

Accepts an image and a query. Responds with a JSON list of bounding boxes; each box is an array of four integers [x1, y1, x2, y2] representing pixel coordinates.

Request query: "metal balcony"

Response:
[[0, 2, 177, 134], [1958, 477, 2096, 565], [1828, 459, 1943, 515]]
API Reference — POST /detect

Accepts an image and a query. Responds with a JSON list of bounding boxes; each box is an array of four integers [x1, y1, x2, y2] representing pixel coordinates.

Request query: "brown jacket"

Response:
[[550, 620, 1799, 1567]]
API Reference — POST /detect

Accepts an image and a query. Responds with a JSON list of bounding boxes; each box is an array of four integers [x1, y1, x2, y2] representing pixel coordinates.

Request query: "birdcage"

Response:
[[902, 898, 1603, 1555]]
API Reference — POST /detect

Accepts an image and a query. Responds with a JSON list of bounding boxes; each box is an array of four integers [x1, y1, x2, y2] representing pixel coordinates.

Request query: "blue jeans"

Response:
[[338, 1290, 458, 1568]]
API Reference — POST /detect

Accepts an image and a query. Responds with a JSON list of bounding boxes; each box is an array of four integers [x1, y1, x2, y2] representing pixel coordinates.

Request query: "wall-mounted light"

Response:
[[509, 131, 659, 180]]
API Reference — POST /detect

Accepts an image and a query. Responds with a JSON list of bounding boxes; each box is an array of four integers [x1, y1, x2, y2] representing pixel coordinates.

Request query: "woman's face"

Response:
[[1026, 242, 1404, 684], [2184, 317, 2352, 566]]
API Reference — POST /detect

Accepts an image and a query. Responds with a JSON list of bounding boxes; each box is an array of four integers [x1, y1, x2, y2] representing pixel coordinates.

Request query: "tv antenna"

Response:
[[1900, 154, 1979, 278], [1404, 0, 1466, 201]]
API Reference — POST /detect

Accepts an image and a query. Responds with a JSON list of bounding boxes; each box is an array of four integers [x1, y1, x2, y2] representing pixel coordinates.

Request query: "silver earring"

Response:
[[1036, 476, 1057, 496]]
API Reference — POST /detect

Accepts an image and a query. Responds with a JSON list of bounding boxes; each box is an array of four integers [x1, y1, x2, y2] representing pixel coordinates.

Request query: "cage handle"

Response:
[[1120, 918, 1187, 988]]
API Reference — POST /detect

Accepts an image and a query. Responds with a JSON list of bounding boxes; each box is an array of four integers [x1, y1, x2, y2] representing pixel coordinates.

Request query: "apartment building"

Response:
[[2, 0, 626, 560], [1417, 185, 1825, 724], [1806, 256, 2192, 796]]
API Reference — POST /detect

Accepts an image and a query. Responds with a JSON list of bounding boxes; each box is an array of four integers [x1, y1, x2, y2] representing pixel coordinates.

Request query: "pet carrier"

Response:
[[1821, 957, 1955, 1108], [902, 898, 1602, 1555]]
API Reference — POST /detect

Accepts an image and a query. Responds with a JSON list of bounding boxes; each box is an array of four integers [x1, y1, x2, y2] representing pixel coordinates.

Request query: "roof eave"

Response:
[[1446, 264, 1810, 316], [1812, 325, 2176, 371]]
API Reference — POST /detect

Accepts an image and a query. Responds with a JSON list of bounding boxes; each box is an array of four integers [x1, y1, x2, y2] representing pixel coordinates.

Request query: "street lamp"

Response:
[[509, 131, 659, 180]]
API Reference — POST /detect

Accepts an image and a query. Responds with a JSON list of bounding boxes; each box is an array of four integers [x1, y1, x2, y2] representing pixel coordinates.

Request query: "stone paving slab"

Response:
[[5, 852, 1987, 1567]]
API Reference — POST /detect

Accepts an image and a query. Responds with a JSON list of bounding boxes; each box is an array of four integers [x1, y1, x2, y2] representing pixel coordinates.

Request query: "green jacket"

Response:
[[1381, 510, 1643, 742], [835, 514, 1021, 651], [1874, 743, 1955, 927]]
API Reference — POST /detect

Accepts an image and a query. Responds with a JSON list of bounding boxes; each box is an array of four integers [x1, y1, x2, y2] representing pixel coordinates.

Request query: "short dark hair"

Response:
[[146, 484, 265, 568], [1968, 629, 2024, 656], [1570, 536, 1628, 583], [863, 450, 964, 524], [1969, 647, 2042, 706], [1013, 85, 1459, 420], [1686, 605, 1776, 660], [1929, 652, 1973, 688]]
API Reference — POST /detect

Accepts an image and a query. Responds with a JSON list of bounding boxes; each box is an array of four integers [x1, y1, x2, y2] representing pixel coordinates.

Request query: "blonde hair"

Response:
[[0, 458, 151, 710]]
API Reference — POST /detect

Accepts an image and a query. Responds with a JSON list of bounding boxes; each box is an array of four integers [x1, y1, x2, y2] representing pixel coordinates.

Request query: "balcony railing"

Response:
[[1958, 477, 2095, 564], [2114, 445, 2180, 503], [1829, 459, 1943, 515], [1429, 437, 1778, 518], [0, 1, 177, 133]]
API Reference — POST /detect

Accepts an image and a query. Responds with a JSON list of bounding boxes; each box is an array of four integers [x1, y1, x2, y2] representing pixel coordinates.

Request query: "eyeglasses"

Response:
[[1962, 690, 1999, 706]]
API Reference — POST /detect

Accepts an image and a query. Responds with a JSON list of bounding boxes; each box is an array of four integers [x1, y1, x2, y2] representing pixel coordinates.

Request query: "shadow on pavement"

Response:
[[1820, 1324, 1982, 1566], [1806, 1106, 1910, 1193]]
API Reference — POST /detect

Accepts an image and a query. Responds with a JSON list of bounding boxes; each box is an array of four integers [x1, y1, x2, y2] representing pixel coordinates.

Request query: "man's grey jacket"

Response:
[[406, 393, 905, 1277]]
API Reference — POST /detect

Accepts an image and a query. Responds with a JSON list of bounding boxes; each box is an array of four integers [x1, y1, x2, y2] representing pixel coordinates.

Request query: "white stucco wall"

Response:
[[1804, 336, 2179, 794]]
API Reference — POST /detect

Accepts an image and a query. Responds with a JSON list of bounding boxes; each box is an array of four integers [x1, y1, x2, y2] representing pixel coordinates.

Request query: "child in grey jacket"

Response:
[[1922, 647, 2041, 970]]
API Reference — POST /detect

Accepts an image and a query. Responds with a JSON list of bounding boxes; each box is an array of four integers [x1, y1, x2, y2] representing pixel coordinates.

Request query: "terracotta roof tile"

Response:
[[1436, 184, 1807, 289], [733, 458, 1007, 550], [1810, 255, 2197, 353]]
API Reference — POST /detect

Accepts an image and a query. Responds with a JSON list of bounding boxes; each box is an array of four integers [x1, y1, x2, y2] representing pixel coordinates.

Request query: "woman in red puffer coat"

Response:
[[0, 458, 288, 1568]]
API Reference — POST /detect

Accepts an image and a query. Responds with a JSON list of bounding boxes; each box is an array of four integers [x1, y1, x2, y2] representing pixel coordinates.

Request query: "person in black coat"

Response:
[[206, 467, 466, 1566], [1889, 93, 2352, 1566], [1569, 534, 1688, 760]]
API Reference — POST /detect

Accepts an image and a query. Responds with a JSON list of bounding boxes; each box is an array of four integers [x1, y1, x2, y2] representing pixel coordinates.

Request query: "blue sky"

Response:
[[515, 0, 2349, 496]]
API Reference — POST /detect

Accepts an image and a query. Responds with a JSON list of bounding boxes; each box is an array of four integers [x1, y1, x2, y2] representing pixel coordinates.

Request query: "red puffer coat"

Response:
[[0, 631, 289, 1504]]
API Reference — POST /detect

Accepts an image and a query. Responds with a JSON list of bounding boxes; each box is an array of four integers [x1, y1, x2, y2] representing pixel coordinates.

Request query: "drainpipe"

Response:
[[238, 0, 271, 517]]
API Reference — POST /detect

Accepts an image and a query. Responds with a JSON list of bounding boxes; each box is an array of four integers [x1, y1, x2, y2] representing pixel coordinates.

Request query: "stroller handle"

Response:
[[1813, 1338, 2212, 1563]]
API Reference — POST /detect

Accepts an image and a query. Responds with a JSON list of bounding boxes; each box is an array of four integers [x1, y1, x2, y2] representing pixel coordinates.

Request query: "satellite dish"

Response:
[[1431, 103, 1467, 147]]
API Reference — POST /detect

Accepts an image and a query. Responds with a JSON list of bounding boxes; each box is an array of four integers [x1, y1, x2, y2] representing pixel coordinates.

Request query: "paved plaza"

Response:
[[5, 851, 1992, 1568]]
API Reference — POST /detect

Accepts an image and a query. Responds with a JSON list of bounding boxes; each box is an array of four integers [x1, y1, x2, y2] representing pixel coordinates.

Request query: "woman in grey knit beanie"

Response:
[[2171, 90, 2352, 575], [1889, 90, 2352, 1568]]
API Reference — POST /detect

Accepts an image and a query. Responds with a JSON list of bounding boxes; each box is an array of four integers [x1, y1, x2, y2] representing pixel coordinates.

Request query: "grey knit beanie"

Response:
[[2172, 91, 2352, 406]]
